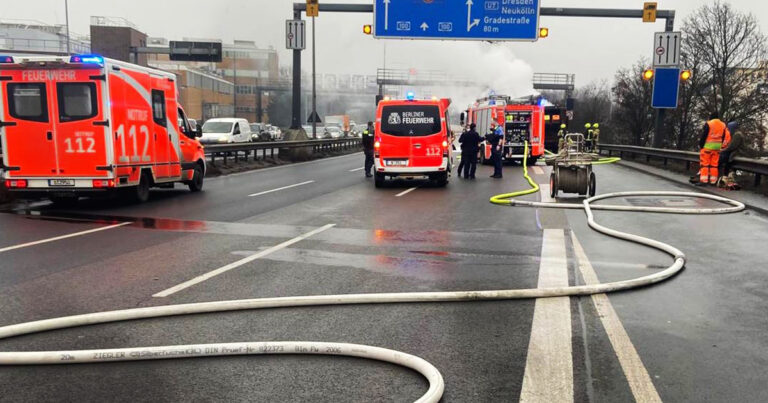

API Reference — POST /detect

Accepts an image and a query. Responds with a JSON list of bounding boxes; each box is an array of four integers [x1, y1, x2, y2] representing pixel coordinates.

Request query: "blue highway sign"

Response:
[[373, 0, 540, 41], [652, 67, 680, 109]]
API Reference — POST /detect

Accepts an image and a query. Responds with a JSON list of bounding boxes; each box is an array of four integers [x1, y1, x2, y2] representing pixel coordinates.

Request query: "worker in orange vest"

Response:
[[697, 113, 731, 185]]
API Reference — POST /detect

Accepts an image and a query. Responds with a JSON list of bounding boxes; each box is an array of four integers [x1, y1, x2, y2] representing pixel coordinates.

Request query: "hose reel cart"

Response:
[[546, 133, 598, 198]]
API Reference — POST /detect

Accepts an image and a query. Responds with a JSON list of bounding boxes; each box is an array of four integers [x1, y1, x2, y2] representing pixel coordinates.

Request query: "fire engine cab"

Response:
[[374, 94, 453, 187], [467, 95, 546, 165], [0, 54, 206, 204]]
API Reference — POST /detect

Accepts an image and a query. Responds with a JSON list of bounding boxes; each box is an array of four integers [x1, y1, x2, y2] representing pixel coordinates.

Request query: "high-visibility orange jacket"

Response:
[[699, 119, 731, 150]]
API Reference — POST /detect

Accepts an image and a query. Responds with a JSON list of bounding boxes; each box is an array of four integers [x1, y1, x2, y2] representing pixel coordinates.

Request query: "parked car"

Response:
[[200, 118, 251, 144], [325, 126, 344, 139], [249, 123, 270, 142]]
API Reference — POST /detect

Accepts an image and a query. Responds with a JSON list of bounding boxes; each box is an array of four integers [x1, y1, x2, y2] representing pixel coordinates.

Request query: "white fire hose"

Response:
[[0, 191, 745, 402]]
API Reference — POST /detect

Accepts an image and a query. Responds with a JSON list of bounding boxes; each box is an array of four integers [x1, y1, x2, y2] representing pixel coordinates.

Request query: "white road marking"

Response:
[[531, 166, 544, 175], [539, 184, 555, 203], [153, 224, 336, 297], [395, 187, 418, 197], [247, 180, 315, 197], [572, 233, 662, 403], [521, 229, 573, 402], [0, 222, 131, 254], [349, 167, 364, 172]]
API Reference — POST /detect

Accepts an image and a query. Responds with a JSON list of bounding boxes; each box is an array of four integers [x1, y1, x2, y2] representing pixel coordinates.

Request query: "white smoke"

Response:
[[382, 41, 535, 115]]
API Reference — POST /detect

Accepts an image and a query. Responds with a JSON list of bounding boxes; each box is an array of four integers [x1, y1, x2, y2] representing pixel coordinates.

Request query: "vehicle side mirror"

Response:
[[195, 125, 203, 138]]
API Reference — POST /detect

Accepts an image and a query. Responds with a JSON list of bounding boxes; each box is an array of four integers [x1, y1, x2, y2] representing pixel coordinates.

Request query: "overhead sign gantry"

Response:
[[373, 0, 541, 41]]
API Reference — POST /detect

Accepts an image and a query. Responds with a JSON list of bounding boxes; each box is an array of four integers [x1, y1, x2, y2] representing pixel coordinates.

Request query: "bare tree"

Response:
[[572, 81, 612, 138], [610, 60, 655, 146], [682, 0, 768, 153]]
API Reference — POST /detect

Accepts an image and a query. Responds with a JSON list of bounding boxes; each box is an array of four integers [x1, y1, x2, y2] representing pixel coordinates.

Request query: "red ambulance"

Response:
[[467, 95, 545, 165], [373, 94, 453, 187], [0, 54, 206, 203]]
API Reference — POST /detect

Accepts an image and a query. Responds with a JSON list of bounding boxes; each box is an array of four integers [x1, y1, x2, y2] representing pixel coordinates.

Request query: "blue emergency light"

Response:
[[70, 55, 104, 64], [406, 91, 415, 101], [0, 56, 14, 64]]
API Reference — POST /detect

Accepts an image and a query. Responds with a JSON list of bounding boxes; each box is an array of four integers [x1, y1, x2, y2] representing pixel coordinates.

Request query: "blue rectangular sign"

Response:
[[652, 67, 680, 109], [373, 0, 540, 41]]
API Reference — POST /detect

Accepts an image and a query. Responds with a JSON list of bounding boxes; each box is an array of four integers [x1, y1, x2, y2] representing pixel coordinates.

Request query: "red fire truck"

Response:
[[467, 95, 546, 165], [1, 54, 206, 204]]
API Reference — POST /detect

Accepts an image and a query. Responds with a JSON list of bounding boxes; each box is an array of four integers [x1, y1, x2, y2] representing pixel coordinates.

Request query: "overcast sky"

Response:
[[7, 0, 768, 92]]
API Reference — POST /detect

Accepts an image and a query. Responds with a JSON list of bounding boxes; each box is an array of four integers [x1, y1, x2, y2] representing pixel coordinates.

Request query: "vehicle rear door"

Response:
[[53, 67, 110, 177], [378, 104, 413, 167], [1, 69, 56, 177], [151, 74, 172, 178], [402, 104, 443, 168]]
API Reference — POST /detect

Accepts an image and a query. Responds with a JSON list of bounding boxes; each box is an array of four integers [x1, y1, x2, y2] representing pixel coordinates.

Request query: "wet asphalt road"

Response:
[[0, 153, 767, 402]]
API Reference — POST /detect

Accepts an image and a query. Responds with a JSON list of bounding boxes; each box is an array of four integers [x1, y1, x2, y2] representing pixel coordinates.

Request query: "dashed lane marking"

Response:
[[0, 222, 131, 254], [153, 224, 336, 297], [572, 232, 662, 403], [395, 187, 418, 197], [247, 180, 315, 197], [520, 229, 574, 402]]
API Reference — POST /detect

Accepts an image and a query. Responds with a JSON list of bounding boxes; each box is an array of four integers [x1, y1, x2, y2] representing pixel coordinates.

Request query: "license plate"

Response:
[[49, 179, 75, 187], [385, 159, 408, 167]]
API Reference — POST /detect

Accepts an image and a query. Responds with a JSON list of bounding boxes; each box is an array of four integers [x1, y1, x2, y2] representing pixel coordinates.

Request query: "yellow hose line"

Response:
[[489, 144, 620, 206], [489, 142, 539, 205]]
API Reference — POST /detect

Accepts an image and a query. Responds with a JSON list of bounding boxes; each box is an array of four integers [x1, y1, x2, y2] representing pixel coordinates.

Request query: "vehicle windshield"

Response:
[[380, 105, 441, 137], [202, 122, 233, 133]]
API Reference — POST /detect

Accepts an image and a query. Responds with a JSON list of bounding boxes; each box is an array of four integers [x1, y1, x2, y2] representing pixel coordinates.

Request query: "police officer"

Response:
[[460, 123, 483, 179], [457, 125, 469, 178], [362, 121, 375, 178], [487, 122, 504, 178], [557, 123, 567, 152]]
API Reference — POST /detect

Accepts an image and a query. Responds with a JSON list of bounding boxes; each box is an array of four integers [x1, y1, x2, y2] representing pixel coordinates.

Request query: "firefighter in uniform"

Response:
[[591, 123, 600, 152], [362, 121, 375, 178], [557, 123, 567, 152], [697, 113, 731, 185], [584, 123, 594, 152]]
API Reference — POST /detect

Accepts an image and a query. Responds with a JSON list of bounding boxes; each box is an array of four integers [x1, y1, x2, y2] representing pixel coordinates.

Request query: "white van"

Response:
[[200, 118, 251, 144]]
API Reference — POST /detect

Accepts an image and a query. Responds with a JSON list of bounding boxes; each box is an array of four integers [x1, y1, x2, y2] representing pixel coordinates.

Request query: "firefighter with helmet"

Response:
[[591, 123, 601, 152], [584, 123, 594, 152], [557, 123, 567, 152]]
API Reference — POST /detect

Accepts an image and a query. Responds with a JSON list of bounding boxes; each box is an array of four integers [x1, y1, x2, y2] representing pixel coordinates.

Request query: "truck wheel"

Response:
[[550, 172, 558, 199], [435, 172, 448, 187], [374, 172, 385, 188], [133, 173, 150, 203], [188, 164, 204, 192], [588, 172, 596, 198]]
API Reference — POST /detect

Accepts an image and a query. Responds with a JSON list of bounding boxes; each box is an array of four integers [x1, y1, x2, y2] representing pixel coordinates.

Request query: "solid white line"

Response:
[[248, 180, 314, 197], [153, 224, 336, 297], [395, 187, 418, 197], [572, 233, 662, 403], [521, 229, 573, 403], [349, 167, 364, 172], [531, 166, 544, 175], [0, 222, 131, 254]]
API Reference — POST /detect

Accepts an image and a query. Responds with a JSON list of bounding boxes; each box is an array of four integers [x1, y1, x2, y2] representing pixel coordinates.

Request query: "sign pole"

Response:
[[291, 10, 302, 130], [653, 25, 676, 148], [311, 16, 317, 139]]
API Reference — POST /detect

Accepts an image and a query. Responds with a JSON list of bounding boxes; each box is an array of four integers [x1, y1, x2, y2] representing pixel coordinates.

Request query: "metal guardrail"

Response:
[[203, 137, 362, 166], [600, 144, 768, 186]]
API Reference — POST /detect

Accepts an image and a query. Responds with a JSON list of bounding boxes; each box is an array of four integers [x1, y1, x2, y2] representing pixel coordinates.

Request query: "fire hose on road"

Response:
[[0, 146, 745, 402]]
